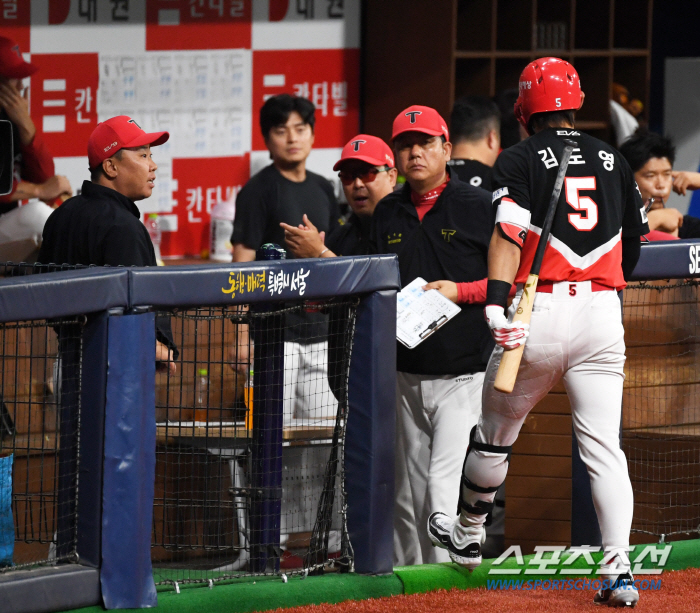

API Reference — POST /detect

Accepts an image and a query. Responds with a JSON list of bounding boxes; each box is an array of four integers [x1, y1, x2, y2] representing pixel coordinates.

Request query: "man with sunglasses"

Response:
[[369, 105, 494, 566], [281, 134, 397, 258]]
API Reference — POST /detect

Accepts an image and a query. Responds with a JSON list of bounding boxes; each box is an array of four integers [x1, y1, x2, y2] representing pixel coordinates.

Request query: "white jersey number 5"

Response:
[[565, 177, 598, 231]]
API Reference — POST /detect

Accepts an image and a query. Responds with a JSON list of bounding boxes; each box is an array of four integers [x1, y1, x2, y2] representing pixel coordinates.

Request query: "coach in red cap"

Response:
[[38, 115, 177, 372], [281, 134, 397, 258], [0, 36, 72, 261], [368, 105, 495, 566]]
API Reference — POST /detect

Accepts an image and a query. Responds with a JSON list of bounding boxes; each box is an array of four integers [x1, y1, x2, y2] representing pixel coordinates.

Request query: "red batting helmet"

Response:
[[514, 57, 584, 132]]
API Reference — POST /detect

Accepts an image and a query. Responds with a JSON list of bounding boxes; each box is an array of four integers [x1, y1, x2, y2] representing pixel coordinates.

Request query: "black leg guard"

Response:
[[457, 425, 512, 518]]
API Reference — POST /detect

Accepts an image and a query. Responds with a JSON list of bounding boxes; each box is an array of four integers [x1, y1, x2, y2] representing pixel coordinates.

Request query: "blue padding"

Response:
[[129, 255, 401, 308], [0, 453, 12, 567], [77, 313, 109, 569], [0, 268, 129, 323], [346, 290, 397, 574], [101, 314, 157, 609], [631, 239, 700, 280]]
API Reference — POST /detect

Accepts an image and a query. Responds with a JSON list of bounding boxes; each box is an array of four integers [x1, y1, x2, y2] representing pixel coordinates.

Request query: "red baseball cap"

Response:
[[392, 105, 449, 142], [333, 134, 395, 171], [0, 37, 38, 79], [88, 115, 169, 169]]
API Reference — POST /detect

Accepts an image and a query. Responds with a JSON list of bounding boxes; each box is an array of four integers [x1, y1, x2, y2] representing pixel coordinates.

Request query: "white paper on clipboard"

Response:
[[396, 277, 461, 349]]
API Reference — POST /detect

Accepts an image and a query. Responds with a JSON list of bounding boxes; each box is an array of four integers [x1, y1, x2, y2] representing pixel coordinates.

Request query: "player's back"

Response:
[[492, 127, 645, 287]]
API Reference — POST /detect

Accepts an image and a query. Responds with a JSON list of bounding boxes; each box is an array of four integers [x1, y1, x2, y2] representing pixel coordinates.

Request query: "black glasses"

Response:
[[338, 165, 391, 186]]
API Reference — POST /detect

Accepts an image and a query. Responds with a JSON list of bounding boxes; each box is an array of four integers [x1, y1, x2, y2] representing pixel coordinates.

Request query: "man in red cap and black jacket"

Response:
[[370, 105, 494, 566], [0, 36, 72, 260], [281, 133, 397, 258], [38, 115, 177, 372]]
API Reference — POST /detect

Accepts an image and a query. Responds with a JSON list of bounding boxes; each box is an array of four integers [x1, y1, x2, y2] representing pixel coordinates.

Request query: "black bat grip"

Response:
[[530, 139, 578, 276]]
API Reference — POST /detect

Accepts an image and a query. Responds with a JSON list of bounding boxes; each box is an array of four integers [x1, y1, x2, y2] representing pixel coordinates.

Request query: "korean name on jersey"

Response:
[[492, 129, 648, 288]]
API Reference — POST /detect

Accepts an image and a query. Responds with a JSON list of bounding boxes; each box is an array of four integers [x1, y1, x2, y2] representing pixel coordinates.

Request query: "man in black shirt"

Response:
[[38, 115, 176, 373], [231, 94, 339, 426], [370, 105, 494, 566], [447, 96, 501, 191], [280, 133, 397, 258]]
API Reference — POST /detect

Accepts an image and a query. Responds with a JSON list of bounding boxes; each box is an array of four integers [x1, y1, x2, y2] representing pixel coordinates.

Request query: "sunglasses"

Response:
[[338, 165, 391, 186]]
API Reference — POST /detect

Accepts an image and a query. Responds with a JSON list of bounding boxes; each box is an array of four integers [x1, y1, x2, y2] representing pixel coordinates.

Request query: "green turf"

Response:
[[394, 540, 700, 595], [57, 540, 700, 613], [63, 572, 403, 613]]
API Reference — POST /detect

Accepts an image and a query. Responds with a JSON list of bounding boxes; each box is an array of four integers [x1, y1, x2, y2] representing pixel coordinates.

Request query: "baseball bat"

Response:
[[493, 139, 578, 394]]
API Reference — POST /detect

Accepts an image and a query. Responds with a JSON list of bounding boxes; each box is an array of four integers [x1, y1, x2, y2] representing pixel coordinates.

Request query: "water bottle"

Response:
[[244, 368, 253, 429], [194, 368, 209, 422], [146, 213, 164, 266], [210, 197, 235, 262]]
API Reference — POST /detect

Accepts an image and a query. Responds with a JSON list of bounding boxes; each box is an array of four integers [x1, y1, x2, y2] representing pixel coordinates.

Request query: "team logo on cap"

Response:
[[11, 44, 21, 59], [405, 110, 422, 124], [127, 118, 142, 129], [351, 139, 366, 152]]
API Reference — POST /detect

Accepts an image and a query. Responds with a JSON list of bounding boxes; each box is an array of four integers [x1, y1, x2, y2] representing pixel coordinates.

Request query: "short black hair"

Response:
[[528, 110, 575, 134], [618, 131, 676, 173], [450, 96, 501, 143], [90, 149, 123, 182], [259, 94, 315, 140]]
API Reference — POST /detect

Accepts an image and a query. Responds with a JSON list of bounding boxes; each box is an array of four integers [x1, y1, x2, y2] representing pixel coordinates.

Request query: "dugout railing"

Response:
[[0, 256, 399, 612], [572, 239, 700, 547]]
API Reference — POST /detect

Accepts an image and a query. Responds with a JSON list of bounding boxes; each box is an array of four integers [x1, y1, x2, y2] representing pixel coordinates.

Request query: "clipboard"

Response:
[[396, 277, 461, 349]]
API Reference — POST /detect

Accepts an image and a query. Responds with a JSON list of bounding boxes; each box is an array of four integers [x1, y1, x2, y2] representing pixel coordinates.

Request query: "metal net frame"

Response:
[[0, 315, 85, 571], [623, 279, 700, 541], [151, 297, 359, 587]]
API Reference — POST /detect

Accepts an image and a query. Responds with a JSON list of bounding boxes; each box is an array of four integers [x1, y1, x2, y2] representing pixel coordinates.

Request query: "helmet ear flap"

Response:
[[514, 98, 527, 129]]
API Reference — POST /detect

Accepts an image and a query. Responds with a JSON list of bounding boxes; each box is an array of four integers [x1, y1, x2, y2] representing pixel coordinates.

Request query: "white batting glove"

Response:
[[484, 305, 529, 350]]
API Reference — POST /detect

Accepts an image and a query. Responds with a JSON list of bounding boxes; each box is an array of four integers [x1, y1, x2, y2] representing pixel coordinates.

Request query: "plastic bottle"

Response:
[[210, 196, 235, 262], [194, 368, 209, 422], [244, 368, 253, 429], [146, 213, 164, 266]]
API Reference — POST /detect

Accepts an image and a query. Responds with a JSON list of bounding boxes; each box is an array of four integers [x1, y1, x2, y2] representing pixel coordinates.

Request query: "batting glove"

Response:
[[484, 305, 529, 350]]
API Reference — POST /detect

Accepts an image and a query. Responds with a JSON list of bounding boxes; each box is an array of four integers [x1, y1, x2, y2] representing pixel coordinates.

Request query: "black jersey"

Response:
[[370, 167, 494, 375], [448, 158, 493, 191], [326, 213, 371, 256], [492, 128, 648, 288]]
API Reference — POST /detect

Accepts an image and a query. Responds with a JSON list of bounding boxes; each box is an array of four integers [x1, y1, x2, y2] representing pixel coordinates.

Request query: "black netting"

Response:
[[152, 298, 359, 586], [623, 280, 700, 540], [0, 316, 85, 571]]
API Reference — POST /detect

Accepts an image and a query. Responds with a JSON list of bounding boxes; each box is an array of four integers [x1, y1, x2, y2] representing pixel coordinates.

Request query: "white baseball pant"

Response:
[[394, 370, 484, 566], [460, 281, 633, 556], [283, 340, 337, 427]]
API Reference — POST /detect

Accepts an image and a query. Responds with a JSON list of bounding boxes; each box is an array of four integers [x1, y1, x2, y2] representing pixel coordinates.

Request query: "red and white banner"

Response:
[[30, 53, 99, 157], [252, 48, 360, 151], [162, 155, 249, 257]]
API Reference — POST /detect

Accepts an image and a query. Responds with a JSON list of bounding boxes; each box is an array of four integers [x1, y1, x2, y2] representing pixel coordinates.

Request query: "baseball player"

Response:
[[371, 106, 494, 565], [427, 58, 648, 607]]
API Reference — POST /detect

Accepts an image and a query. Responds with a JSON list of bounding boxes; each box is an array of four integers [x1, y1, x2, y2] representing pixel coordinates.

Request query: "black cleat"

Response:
[[427, 511, 482, 570], [593, 573, 639, 608]]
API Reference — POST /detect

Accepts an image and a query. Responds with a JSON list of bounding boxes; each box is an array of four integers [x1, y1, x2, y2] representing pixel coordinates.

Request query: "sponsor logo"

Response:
[[689, 244, 700, 274], [492, 187, 509, 203], [103, 141, 119, 153]]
